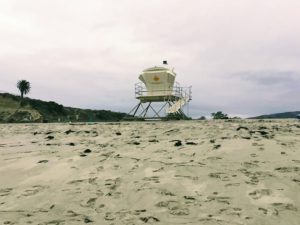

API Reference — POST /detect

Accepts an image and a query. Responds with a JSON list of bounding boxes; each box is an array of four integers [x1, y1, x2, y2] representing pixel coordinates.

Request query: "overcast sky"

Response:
[[0, 0, 299, 118]]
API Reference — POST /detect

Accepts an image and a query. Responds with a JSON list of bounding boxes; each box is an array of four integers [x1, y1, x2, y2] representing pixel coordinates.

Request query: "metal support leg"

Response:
[[138, 102, 150, 118], [142, 102, 152, 118], [149, 105, 161, 118], [122, 102, 141, 120], [156, 102, 168, 115], [132, 102, 141, 117]]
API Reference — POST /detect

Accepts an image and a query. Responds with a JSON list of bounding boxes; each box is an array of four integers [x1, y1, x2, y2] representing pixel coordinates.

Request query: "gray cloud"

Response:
[[0, 0, 300, 118], [233, 71, 300, 86]]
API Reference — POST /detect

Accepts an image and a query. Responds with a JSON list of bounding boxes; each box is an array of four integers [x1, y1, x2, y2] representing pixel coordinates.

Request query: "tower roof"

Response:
[[142, 66, 168, 72]]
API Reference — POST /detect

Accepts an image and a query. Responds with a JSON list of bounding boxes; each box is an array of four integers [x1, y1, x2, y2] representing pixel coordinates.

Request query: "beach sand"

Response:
[[0, 120, 299, 225]]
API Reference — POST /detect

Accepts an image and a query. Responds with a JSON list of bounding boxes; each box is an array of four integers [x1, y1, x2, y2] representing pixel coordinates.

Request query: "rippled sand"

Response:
[[0, 120, 299, 225]]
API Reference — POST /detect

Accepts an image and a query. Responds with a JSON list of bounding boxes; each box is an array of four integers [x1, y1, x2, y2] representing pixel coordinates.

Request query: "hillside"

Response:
[[250, 111, 300, 119], [0, 93, 126, 123]]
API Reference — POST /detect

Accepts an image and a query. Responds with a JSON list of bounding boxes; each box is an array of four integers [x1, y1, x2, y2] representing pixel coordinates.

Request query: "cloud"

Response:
[[0, 0, 300, 118], [233, 71, 300, 86]]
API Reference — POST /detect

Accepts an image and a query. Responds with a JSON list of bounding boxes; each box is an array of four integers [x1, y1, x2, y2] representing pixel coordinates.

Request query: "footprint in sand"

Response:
[[104, 178, 122, 198], [21, 185, 49, 197], [133, 209, 147, 215], [208, 172, 230, 181], [257, 206, 284, 216], [157, 188, 176, 196], [274, 166, 300, 173], [248, 188, 297, 215], [248, 189, 272, 200], [96, 166, 104, 172], [38, 160, 49, 163], [103, 210, 149, 223], [0, 188, 13, 197], [292, 178, 300, 185], [271, 202, 298, 213], [83, 217, 93, 223], [239, 169, 273, 185], [155, 200, 190, 216], [155, 200, 177, 208], [104, 212, 116, 221], [88, 177, 97, 185], [129, 164, 139, 172], [67, 179, 84, 184], [206, 195, 231, 205], [218, 207, 242, 216], [46, 220, 66, 225], [242, 161, 259, 169], [258, 207, 268, 215], [113, 164, 120, 170], [65, 210, 80, 217], [3, 221, 15, 225], [45, 135, 54, 140], [105, 177, 121, 190], [140, 216, 160, 222], [225, 182, 240, 187], [169, 206, 190, 216], [80, 197, 97, 208], [105, 191, 122, 199], [143, 176, 160, 183]]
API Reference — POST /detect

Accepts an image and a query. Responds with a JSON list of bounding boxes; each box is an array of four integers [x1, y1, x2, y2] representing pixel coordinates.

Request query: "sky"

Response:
[[0, 0, 300, 118]]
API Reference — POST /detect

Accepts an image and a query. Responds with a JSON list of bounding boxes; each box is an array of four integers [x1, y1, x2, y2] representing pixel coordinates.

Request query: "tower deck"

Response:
[[136, 95, 181, 103]]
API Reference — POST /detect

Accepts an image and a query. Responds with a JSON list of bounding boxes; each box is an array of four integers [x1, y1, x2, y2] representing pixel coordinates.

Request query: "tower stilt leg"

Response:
[[132, 102, 141, 117], [149, 104, 161, 118], [142, 102, 151, 118]]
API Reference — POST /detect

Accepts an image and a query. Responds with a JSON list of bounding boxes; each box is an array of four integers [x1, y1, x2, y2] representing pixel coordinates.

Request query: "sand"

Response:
[[0, 120, 299, 225]]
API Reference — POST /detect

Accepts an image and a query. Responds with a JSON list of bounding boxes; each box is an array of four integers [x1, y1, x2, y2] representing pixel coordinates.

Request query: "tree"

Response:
[[17, 80, 31, 99], [211, 111, 228, 119]]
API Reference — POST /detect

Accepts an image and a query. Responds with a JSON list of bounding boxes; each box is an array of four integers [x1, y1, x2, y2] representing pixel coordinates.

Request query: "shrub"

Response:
[[211, 111, 228, 119]]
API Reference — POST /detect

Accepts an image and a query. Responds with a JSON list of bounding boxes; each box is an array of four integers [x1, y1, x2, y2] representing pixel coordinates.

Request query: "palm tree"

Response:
[[17, 80, 31, 99]]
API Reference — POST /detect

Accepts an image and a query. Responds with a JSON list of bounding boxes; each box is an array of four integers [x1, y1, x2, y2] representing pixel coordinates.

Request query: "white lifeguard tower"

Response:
[[124, 61, 192, 120]]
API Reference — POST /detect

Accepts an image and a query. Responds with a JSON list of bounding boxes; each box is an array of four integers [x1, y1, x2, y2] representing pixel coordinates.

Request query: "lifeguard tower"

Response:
[[124, 61, 192, 120]]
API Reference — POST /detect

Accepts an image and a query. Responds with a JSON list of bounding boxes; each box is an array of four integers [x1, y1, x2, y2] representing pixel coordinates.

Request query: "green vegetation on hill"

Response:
[[0, 93, 126, 123], [211, 111, 229, 119], [250, 111, 300, 119]]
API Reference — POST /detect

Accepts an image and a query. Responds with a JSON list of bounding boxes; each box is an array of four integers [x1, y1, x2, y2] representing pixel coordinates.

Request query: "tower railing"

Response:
[[135, 82, 192, 101]]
